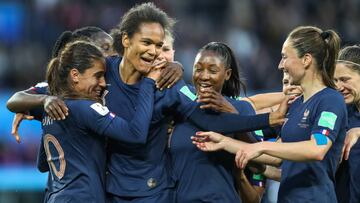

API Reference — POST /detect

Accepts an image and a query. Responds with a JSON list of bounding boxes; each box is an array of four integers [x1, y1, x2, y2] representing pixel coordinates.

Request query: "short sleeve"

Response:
[[311, 94, 347, 143]]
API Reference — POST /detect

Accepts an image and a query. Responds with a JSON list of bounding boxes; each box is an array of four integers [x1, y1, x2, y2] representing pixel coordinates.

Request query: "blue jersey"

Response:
[[347, 104, 360, 203], [169, 90, 255, 203], [279, 88, 347, 203], [104, 56, 197, 198], [41, 78, 155, 203]]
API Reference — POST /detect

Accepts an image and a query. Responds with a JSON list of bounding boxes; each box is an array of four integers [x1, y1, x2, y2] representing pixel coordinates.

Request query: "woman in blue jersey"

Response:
[[169, 41, 268, 203], [193, 26, 347, 203], [39, 40, 160, 202], [334, 45, 360, 203], [7, 3, 287, 203]]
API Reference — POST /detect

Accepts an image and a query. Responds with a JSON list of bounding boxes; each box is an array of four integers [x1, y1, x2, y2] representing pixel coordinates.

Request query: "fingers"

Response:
[[344, 143, 353, 160], [11, 113, 23, 143], [161, 72, 180, 90], [157, 68, 174, 90], [45, 98, 68, 120]]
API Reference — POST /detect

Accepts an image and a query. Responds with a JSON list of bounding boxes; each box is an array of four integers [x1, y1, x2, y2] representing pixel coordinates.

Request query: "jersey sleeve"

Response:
[[37, 136, 49, 172], [188, 107, 270, 134], [160, 79, 199, 119], [231, 99, 256, 116], [27, 82, 49, 94], [311, 94, 347, 143], [249, 173, 266, 188], [76, 78, 156, 144]]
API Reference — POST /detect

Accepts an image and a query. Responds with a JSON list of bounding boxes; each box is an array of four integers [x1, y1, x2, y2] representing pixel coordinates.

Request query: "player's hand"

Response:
[[283, 85, 303, 96], [11, 113, 34, 143], [191, 131, 227, 151], [269, 95, 295, 126], [146, 59, 166, 81], [156, 61, 183, 90], [44, 96, 68, 120], [197, 88, 238, 113], [342, 127, 360, 160], [235, 143, 263, 169]]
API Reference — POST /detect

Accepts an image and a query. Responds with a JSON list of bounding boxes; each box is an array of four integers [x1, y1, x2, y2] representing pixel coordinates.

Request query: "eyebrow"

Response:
[[141, 38, 164, 45]]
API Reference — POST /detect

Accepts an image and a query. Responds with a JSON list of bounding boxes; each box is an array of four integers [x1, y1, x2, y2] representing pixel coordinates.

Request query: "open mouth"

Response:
[[197, 83, 213, 92], [140, 56, 154, 66]]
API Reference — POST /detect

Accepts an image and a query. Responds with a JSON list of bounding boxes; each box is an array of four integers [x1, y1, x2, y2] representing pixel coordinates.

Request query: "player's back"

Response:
[[42, 99, 107, 203]]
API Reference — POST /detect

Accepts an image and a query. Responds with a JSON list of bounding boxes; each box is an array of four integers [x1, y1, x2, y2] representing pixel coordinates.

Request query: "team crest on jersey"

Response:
[[90, 103, 109, 116], [298, 109, 310, 128]]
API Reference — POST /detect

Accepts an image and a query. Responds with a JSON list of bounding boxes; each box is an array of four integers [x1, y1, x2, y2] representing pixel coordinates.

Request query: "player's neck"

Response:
[[119, 58, 142, 85], [301, 77, 326, 102]]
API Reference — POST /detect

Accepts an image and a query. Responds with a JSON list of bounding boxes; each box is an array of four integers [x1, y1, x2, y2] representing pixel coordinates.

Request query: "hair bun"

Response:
[[320, 31, 330, 40]]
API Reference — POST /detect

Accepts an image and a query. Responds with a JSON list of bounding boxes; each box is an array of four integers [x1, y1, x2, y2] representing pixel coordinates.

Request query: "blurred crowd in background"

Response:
[[0, 0, 359, 201]]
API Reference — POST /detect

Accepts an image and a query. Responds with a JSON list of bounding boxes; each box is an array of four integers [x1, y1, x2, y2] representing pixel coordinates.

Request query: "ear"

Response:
[[70, 68, 80, 83], [122, 32, 130, 48], [225, 69, 232, 81], [302, 53, 312, 69]]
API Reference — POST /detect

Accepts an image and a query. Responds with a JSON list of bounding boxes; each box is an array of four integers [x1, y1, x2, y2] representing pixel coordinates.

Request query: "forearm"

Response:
[[7, 91, 46, 113], [252, 154, 282, 167], [103, 78, 155, 144], [188, 108, 270, 134], [259, 140, 330, 162], [262, 165, 281, 181], [236, 172, 263, 203], [244, 92, 284, 111]]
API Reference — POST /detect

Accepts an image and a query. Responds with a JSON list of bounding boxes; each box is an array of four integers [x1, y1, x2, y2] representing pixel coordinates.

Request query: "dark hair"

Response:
[[52, 26, 107, 58], [198, 42, 246, 98], [287, 26, 340, 89], [338, 45, 360, 75], [112, 2, 175, 55], [46, 41, 104, 98]]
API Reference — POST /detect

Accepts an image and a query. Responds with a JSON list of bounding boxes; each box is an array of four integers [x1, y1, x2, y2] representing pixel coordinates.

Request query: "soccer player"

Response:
[[38, 40, 159, 202], [8, 3, 287, 202], [193, 26, 347, 202], [334, 45, 360, 203]]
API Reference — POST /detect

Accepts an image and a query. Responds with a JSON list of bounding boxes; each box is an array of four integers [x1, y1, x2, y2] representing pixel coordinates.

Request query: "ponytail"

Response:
[[320, 30, 340, 89], [46, 58, 62, 95]]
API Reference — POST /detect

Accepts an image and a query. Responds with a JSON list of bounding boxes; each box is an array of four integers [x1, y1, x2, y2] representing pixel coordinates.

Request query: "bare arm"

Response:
[[7, 90, 48, 113], [235, 169, 264, 203], [242, 92, 284, 111], [7, 90, 68, 120]]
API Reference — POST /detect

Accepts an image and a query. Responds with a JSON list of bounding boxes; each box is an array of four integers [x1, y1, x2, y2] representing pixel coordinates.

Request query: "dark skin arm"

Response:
[[6, 90, 68, 120]]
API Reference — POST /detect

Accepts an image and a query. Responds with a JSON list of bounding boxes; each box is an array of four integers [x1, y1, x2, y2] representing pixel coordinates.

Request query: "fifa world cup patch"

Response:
[[180, 86, 197, 101], [318, 111, 337, 130], [90, 103, 110, 116]]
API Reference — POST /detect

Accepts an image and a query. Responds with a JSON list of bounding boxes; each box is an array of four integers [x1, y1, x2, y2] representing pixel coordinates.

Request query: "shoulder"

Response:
[[28, 81, 49, 94]]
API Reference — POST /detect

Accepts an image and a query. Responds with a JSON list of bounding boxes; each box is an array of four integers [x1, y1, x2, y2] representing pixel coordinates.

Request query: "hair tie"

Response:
[[320, 31, 330, 40]]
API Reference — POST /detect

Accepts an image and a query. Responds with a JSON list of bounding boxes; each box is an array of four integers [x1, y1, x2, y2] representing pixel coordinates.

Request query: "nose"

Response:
[[278, 59, 284, 70], [199, 70, 210, 81], [147, 44, 156, 57]]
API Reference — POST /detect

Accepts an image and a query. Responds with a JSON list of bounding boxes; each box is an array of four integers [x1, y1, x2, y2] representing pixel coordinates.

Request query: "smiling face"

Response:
[[278, 39, 306, 86], [334, 63, 360, 104], [72, 59, 106, 99], [192, 51, 231, 94], [122, 22, 164, 74]]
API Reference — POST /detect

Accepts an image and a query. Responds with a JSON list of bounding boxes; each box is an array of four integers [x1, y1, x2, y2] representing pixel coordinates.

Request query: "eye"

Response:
[[142, 40, 151, 46]]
